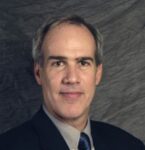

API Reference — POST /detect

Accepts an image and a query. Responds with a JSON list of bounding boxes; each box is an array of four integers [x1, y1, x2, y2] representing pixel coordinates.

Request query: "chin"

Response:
[[60, 109, 86, 120]]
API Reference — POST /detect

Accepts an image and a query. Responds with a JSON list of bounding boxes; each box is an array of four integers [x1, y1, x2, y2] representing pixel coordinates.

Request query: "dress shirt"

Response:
[[43, 105, 95, 150]]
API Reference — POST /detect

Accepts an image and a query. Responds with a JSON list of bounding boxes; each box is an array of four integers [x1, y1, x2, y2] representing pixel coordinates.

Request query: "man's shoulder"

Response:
[[0, 108, 66, 150], [91, 120, 141, 141], [91, 120, 145, 149], [0, 117, 40, 150], [0, 120, 34, 138], [91, 120, 132, 135]]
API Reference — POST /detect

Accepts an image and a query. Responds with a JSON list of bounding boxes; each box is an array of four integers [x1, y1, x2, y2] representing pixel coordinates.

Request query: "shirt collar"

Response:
[[43, 105, 94, 150]]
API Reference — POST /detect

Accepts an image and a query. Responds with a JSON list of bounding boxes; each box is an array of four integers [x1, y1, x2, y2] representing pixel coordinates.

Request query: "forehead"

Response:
[[41, 23, 96, 57]]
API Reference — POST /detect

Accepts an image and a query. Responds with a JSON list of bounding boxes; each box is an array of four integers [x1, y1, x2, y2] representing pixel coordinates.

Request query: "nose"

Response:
[[62, 65, 80, 85]]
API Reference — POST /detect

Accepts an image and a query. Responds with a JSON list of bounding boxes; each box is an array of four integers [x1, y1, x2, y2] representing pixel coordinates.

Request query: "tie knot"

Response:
[[78, 132, 91, 150]]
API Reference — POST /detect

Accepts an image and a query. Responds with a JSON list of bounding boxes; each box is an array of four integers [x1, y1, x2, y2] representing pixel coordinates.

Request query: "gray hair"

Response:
[[32, 15, 103, 66]]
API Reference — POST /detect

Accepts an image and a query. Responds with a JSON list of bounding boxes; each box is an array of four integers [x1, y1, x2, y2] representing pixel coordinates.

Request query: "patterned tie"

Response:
[[78, 132, 91, 150]]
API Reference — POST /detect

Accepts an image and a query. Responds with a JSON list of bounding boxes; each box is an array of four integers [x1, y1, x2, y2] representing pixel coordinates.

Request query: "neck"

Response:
[[43, 104, 89, 131], [67, 118, 88, 131], [55, 113, 89, 131]]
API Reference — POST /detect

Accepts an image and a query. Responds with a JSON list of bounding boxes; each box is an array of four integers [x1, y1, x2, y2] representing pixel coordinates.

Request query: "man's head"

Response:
[[33, 15, 103, 130]]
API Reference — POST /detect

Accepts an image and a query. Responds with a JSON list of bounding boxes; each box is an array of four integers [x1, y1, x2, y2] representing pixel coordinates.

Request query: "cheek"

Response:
[[82, 72, 97, 98], [83, 71, 97, 86], [43, 70, 63, 91]]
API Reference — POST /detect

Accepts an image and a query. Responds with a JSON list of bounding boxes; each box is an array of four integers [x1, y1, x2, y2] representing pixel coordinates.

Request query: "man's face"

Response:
[[35, 23, 102, 124]]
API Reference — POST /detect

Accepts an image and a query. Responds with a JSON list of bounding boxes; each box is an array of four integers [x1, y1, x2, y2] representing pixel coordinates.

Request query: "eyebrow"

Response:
[[47, 56, 94, 62], [47, 56, 67, 61], [77, 57, 94, 62]]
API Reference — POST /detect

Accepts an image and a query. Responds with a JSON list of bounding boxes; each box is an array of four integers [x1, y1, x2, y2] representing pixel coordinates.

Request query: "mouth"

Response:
[[59, 91, 83, 99]]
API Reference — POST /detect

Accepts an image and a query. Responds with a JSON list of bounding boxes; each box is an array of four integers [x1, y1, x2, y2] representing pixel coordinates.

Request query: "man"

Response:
[[0, 15, 145, 150]]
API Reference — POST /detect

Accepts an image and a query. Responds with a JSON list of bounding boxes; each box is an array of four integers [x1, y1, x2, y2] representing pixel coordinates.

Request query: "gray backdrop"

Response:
[[0, 0, 145, 143]]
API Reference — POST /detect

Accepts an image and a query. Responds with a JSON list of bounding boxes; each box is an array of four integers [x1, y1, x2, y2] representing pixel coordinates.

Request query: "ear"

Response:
[[95, 64, 103, 86], [34, 63, 42, 85]]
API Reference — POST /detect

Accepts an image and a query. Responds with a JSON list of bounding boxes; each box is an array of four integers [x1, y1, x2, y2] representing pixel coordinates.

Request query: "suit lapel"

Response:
[[30, 108, 110, 150], [31, 108, 69, 150], [91, 120, 109, 150]]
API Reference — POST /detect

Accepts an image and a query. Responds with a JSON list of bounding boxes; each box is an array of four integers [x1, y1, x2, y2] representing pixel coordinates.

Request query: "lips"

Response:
[[59, 91, 83, 99]]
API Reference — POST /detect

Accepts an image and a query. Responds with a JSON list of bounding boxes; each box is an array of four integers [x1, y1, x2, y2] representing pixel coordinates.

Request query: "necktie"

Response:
[[78, 132, 91, 150]]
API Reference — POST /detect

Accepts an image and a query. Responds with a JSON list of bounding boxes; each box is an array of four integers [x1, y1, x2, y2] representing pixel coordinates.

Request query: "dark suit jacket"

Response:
[[0, 108, 145, 150]]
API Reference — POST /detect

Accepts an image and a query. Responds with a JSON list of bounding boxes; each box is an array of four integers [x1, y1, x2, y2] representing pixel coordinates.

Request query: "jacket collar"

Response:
[[91, 120, 109, 150], [31, 108, 69, 150], [31, 107, 109, 150]]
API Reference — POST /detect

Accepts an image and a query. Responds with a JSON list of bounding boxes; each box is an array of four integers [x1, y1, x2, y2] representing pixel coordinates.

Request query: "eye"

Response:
[[51, 60, 65, 67], [79, 60, 91, 67]]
